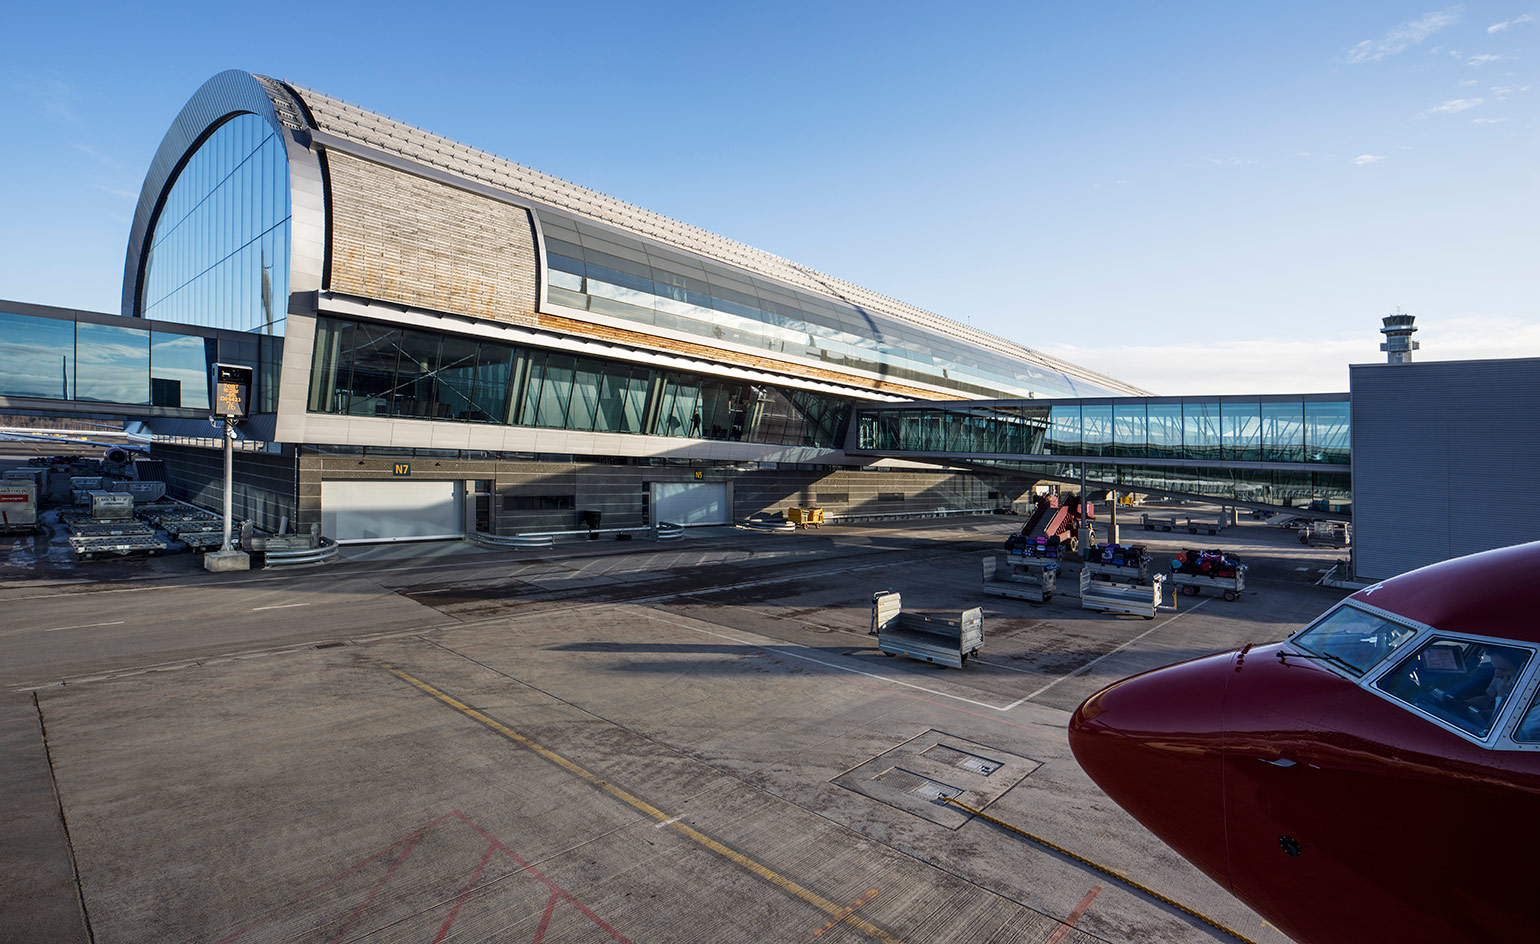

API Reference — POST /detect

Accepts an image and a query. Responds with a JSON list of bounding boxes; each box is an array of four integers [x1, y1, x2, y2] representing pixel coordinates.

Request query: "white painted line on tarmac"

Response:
[[637, 610, 1017, 711], [1006, 597, 1214, 709], [655, 816, 682, 828], [251, 602, 311, 611], [44, 620, 126, 632]]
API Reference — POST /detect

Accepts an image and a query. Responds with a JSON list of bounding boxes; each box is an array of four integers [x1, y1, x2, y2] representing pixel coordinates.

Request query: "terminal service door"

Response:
[[321, 480, 463, 543], [651, 482, 728, 526]]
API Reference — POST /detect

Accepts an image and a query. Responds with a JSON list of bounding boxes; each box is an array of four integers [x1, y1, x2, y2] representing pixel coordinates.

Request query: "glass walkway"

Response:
[[851, 395, 1352, 515]]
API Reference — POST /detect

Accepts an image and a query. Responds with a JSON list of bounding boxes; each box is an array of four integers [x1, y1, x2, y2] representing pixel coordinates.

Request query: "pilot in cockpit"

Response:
[[1455, 648, 1522, 717]]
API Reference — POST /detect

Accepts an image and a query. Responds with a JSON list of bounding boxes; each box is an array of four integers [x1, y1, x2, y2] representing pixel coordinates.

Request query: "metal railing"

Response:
[[262, 538, 341, 568], [471, 523, 683, 548]]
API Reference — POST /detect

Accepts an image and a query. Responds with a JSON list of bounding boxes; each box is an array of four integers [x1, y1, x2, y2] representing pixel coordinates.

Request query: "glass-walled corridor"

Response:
[[307, 315, 852, 448], [856, 396, 1350, 464]]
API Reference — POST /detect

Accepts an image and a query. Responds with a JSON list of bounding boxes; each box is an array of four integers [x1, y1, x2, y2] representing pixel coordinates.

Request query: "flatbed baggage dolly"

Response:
[[1078, 568, 1165, 619], [982, 555, 1057, 603], [1141, 514, 1177, 532], [1168, 568, 1247, 601], [1167, 548, 1247, 601], [870, 591, 984, 668]]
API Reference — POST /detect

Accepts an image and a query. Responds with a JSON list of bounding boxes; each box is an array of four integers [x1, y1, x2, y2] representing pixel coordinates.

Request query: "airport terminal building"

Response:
[[5, 70, 1534, 574], [101, 69, 1144, 541]]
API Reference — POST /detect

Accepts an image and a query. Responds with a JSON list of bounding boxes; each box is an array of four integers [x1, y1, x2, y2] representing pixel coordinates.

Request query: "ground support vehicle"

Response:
[[1169, 565, 1248, 601], [870, 591, 984, 668], [1079, 568, 1164, 619], [1299, 522, 1350, 548], [1185, 517, 1225, 535], [788, 506, 823, 529], [982, 555, 1057, 603], [1141, 514, 1177, 532]]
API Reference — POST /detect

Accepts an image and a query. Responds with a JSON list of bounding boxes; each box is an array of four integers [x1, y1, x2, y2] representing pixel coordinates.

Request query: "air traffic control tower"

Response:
[[1380, 313, 1419, 364]]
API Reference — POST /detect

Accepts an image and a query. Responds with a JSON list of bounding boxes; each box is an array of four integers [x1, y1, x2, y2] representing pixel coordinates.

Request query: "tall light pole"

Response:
[[205, 363, 253, 573]]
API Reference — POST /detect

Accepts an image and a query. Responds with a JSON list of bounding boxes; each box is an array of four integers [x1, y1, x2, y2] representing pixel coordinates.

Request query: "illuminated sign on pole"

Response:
[[213, 363, 253, 419]]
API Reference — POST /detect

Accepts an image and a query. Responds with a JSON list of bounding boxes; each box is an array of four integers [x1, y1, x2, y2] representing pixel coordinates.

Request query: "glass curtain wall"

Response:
[[308, 315, 853, 448], [854, 396, 1350, 466], [0, 310, 220, 409], [140, 113, 291, 335], [540, 213, 1122, 400]]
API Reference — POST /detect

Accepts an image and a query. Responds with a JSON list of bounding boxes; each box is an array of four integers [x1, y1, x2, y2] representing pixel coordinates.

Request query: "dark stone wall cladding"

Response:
[[290, 456, 1033, 536], [157, 444, 298, 534]]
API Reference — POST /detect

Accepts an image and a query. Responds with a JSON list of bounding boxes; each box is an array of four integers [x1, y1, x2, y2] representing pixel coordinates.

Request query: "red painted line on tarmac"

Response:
[[451, 810, 634, 943], [531, 890, 561, 943], [1045, 885, 1102, 944], [431, 841, 498, 944], [327, 831, 429, 944], [217, 812, 459, 944]]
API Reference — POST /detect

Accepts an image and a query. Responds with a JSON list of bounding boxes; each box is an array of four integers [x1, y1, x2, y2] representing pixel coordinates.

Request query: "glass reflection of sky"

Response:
[[75, 322, 149, 404], [141, 113, 290, 335], [151, 333, 211, 409], [0, 311, 74, 398]]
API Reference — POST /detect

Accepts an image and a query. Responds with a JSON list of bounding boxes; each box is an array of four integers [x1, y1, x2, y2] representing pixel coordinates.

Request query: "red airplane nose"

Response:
[[1069, 651, 1234, 888]]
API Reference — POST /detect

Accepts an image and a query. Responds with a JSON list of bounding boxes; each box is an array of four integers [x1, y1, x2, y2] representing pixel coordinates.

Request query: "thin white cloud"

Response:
[[1427, 97, 1485, 114], [1471, 116, 1509, 123], [1466, 53, 1516, 66], [92, 184, 139, 200], [1346, 8, 1461, 63], [1458, 78, 1480, 86], [1037, 317, 1540, 396], [1488, 14, 1533, 32], [18, 77, 76, 122], [1353, 154, 1386, 165]]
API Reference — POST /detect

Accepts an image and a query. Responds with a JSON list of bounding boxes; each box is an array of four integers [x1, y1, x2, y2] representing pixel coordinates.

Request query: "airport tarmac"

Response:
[[1, 510, 1351, 943]]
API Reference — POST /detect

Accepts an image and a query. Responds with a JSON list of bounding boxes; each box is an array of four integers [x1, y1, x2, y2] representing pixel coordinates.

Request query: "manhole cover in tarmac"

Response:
[[834, 729, 1041, 828]]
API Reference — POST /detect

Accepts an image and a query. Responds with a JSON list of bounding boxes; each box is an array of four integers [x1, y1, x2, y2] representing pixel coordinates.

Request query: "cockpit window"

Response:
[[1375, 638, 1533, 739], [1290, 605, 1418, 676], [1514, 687, 1540, 743]]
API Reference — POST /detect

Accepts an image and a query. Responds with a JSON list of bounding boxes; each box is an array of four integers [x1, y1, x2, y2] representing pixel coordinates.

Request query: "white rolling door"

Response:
[[651, 482, 729, 526], [322, 480, 463, 544]]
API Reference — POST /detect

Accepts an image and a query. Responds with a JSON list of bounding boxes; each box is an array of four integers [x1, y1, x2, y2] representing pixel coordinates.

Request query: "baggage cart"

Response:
[[1079, 568, 1165, 619], [982, 555, 1057, 603], [1141, 514, 1177, 532], [0, 482, 39, 533], [1084, 557, 1151, 582], [87, 490, 134, 520], [870, 591, 984, 668], [1185, 516, 1224, 535], [1169, 565, 1248, 601], [68, 533, 171, 560]]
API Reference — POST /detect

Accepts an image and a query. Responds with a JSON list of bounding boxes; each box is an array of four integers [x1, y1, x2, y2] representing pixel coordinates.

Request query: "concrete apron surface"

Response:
[[36, 605, 1275, 944], [11, 512, 1339, 944]]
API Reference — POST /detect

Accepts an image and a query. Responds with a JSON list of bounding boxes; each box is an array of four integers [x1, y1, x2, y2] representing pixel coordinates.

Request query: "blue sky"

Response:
[[1, 2, 1534, 394]]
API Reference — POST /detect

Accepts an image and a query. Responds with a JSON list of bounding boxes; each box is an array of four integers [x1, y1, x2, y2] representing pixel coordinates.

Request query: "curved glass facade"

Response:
[[308, 316, 851, 448], [140, 113, 291, 335], [541, 214, 1119, 401]]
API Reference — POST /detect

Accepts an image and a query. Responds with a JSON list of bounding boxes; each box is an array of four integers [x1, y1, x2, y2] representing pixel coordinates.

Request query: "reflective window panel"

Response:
[[75, 321, 150, 404], [307, 316, 853, 449], [141, 113, 291, 336], [539, 213, 1125, 401], [0, 311, 74, 399], [150, 332, 213, 409]]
